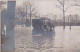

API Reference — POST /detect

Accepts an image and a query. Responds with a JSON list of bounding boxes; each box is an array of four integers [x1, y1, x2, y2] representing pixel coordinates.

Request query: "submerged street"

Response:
[[15, 25, 80, 52]]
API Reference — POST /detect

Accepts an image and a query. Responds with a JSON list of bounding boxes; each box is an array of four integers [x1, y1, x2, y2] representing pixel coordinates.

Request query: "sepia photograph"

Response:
[[0, 0, 80, 52]]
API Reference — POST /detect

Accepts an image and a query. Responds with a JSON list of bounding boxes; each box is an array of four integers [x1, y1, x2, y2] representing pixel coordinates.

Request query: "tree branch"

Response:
[[73, 0, 80, 6], [56, 5, 63, 11], [57, 0, 63, 5]]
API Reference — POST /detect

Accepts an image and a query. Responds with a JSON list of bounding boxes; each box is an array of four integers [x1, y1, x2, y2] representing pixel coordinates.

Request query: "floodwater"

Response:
[[15, 25, 80, 52]]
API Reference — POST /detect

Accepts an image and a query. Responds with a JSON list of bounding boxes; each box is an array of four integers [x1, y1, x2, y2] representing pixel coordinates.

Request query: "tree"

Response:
[[16, 6, 26, 19], [16, 6, 26, 25], [15, 1, 38, 26], [23, 1, 28, 19], [56, 0, 71, 30], [72, 0, 80, 24], [23, 1, 38, 26], [0, 1, 6, 9], [73, 0, 80, 6]]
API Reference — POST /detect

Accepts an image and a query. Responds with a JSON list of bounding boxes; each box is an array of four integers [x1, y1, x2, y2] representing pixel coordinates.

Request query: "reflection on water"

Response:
[[32, 30, 55, 50], [14, 26, 80, 52]]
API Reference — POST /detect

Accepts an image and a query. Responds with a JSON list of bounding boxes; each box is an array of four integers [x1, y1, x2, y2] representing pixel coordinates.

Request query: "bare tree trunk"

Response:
[[63, 2, 65, 30], [70, 18, 71, 30], [69, 15, 71, 30], [56, 0, 67, 30], [30, 7, 32, 26], [25, 5, 28, 19]]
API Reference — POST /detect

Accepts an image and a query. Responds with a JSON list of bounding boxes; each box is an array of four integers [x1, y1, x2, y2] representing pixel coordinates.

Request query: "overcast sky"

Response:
[[17, 0, 80, 15], [1, 0, 80, 16]]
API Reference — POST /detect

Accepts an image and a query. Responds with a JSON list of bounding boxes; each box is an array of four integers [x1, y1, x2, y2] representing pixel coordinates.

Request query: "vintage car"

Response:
[[32, 19, 55, 35]]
